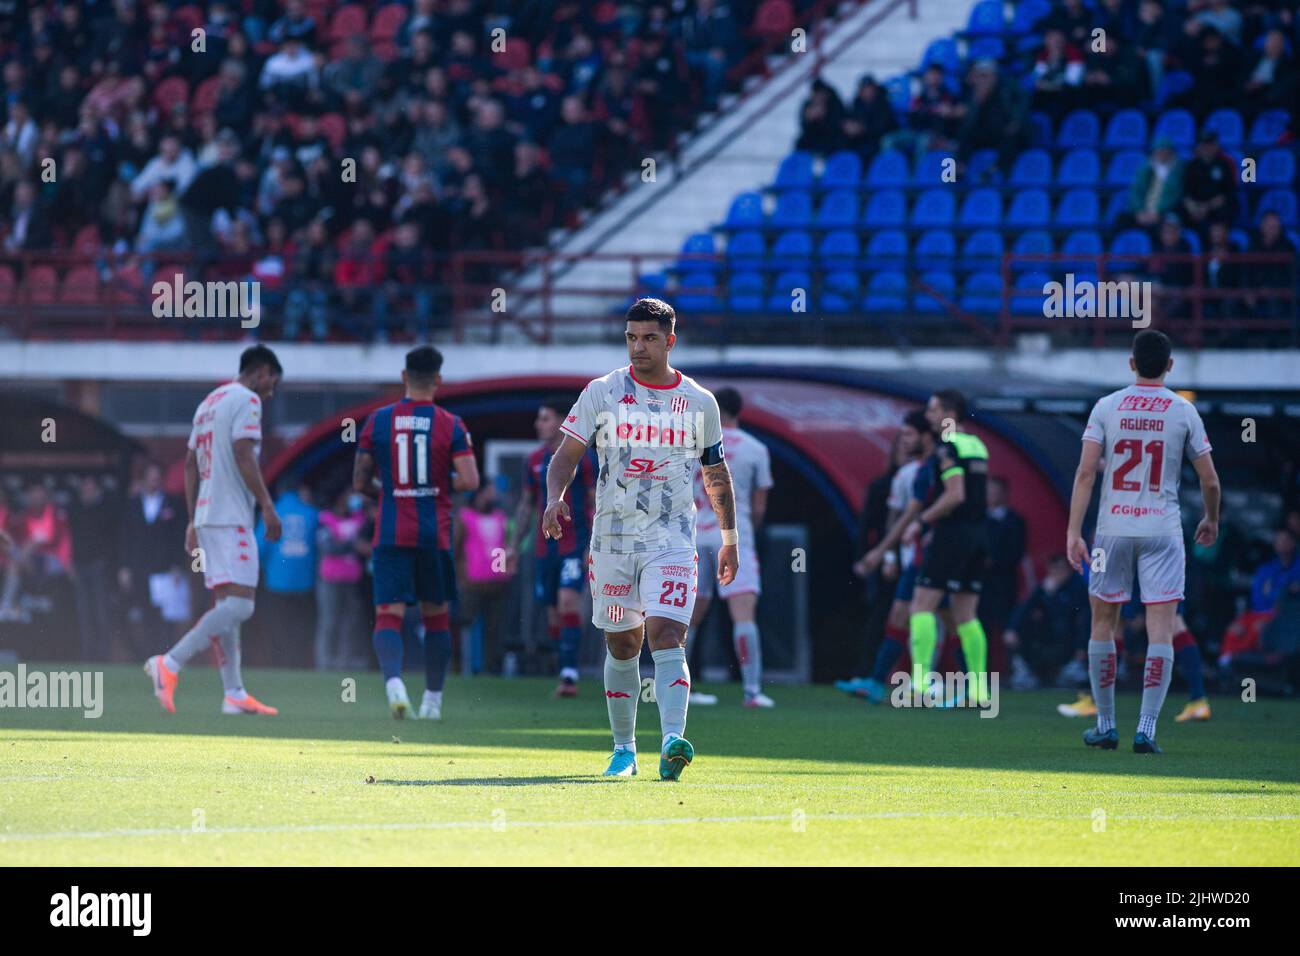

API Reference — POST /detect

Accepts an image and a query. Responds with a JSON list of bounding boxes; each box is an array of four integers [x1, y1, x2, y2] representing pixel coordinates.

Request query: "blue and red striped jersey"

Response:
[[358, 398, 473, 549], [524, 442, 596, 557]]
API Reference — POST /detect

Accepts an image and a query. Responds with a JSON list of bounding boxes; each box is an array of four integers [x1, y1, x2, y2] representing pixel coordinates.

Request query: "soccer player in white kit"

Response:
[[1066, 331, 1220, 753], [687, 386, 776, 708], [541, 298, 737, 780], [144, 345, 284, 716]]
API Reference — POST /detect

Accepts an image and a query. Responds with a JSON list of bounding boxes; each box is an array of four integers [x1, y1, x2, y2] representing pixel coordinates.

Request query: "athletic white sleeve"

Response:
[[755, 441, 774, 489], [697, 392, 723, 458], [230, 394, 263, 444], [561, 381, 601, 446], [1082, 397, 1106, 445], [1183, 401, 1212, 460]]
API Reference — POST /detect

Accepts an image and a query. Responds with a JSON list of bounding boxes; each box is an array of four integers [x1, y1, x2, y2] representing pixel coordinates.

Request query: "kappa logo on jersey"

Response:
[[567, 414, 577, 423], [602, 583, 632, 596], [1118, 395, 1173, 413], [620, 394, 638, 405], [671, 396, 688, 414], [607, 604, 625, 623]]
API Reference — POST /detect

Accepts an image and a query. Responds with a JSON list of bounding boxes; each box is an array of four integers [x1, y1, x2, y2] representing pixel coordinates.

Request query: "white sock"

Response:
[[603, 651, 640, 747], [422, 689, 441, 706], [652, 646, 690, 741], [733, 621, 763, 695], [386, 676, 406, 694], [165, 596, 255, 671]]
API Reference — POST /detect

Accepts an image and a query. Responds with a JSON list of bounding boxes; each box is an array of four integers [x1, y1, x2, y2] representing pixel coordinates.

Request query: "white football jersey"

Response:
[[695, 426, 773, 541], [1083, 384, 1212, 537], [888, 459, 922, 567], [562, 366, 723, 555], [188, 381, 264, 528]]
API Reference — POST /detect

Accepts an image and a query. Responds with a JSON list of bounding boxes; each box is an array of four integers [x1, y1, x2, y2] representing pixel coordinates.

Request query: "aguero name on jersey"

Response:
[[1083, 383, 1212, 537], [359, 398, 474, 550], [562, 365, 723, 555]]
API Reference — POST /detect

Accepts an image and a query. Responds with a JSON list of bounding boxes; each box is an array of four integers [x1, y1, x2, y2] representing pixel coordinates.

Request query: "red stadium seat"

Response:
[[152, 76, 190, 115], [191, 75, 221, 116], [317, 113, 346, 152], [752, 0, 795, 40], [373, 40, 399, 62], [24, 265, 59, 304], [370, 3, 408, 41], [72, 224, 101, 254], [172, 4, 204, 34], [494, 37, 532, 72], [60, 266, 101, 305], [329, 4, 368, 42]]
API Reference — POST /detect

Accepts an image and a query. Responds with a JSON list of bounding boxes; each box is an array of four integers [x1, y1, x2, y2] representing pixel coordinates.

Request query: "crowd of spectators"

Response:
[[0, 0, 801, 338]]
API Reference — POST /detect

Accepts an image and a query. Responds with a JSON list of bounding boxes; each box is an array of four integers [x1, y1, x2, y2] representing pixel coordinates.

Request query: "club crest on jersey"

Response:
[[671, 396, 688, 414], [607, 604, 625, 624]]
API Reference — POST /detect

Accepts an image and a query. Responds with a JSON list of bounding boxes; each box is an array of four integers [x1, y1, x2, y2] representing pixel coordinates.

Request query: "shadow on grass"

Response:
[[377, 775, 609, 787], [3, 665, 1299, 787]]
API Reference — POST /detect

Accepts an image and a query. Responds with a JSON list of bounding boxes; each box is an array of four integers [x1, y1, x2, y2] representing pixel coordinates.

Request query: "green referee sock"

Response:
[[909, 611, 938, 695], [957, 618, 989, 704]]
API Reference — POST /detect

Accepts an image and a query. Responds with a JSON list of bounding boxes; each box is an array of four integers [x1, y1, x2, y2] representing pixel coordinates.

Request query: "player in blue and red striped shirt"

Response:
[[510, 395, 597, 698], [354, 346, 479, 720]]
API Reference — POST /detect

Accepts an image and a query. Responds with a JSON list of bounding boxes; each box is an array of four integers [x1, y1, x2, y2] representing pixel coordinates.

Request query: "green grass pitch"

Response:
[[2, 663, 1297, 865]]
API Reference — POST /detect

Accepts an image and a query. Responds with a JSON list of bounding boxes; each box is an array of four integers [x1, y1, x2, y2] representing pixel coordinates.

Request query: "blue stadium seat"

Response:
[[1258, 150, 1296, 188], [822, 150, 862, 190], [771, 191, 813, 228], [865, 229, 909, 266], [1248, 109, 1289, 147], [961, 271, 1005, 314], [1105, 150, 1144, 187], [1058, 149, 1101, 187], [815, 189, 859, 228], [911, 189, 956, 228], [675, 270, 721, 312], [1181, 229, 1201, 254], [912, 151, 950, 186], [961, 229, 1004, 270], [1229, 228, 1249, 251], [637, 273, 668, 296], [1258, 189, 1298, 226], [818, 229, 860, 268], [1203, 109, 1244, 150], [864, 190, 908, 228], [913, 270, 957, 314], [885, 75, 912, 113], [1057, 110, 1100, 148], [1060, 229, 1103, 269], [727, 230, 766, 270], [1010, 149, 1052, 187], [966, 0, 1005, 36], [1009, 0, 1051, 35], [1104, 190, 1131, 226], [1011, 230, 1053, 272], [863, 271, 908, 313], [676, 232, 716, 272], [770, 230, 813, 269], [728, 272, 765, 312], [866, 150, 911, 188], [1027, 111, 1054, 148], [958, 188, 1002, 228], [922, 38, 960, 74], [1152, 109, 1195, 151], [1102, 109, 1148, 151], [1056, 189, 1100, 228], [914, 229, 957, 269], [1006, 189, 1051, 228], [1012, 271, 1052, 315], [1154, 70, 1193, 108], [822, 270, 859, 312], [968, 37, 1005, 61], [774, 151, 815, 190], [1108, 228, 1151, 268], [724, 192, 765, 229], [766, 271, 812, 311], [966, 148, 1002, 183]]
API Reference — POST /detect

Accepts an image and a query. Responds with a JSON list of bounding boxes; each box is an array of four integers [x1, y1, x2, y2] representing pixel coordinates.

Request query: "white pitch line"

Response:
[[2, 811, 1298, 843]]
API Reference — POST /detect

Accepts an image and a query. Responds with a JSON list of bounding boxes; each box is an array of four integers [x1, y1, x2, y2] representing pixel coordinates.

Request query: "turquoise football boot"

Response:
[[659, 736, 694, 781]]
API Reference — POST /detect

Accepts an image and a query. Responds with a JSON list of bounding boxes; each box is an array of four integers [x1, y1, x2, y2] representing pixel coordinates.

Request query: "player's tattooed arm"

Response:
[[701, 460, 737, 531], [541, 436, 587, 539], [352, 450, 377, 497]]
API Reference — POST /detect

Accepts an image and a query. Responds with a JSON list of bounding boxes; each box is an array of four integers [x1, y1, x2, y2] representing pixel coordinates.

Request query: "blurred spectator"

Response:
[[456, 482, 514, 675], [69, 476, 118, 661], [883, 64, 957, 161], [1133, 0, 1177, 98], [1031, 27, 1085, 121], [1187, 26, 1242, 114], [1081, 30, 1148, 109], [1045, 0, 1093, 50], [335, 219, 383, 334], [1243, 28, 1297, 114], [1251, 526, 1300, 614], [1122, 137, 1183, 232], [1204, 221, 1248, 321], [1180, 131, 1236, 238], [14, 482, 73, 592], [2, 179, 51, 251], [1, 99, 38, 167], [0, 488, 20, 621], [315, 490, 368, 671], [1247, 211, 1298, 320], [135, 179, 188, 254], [842, 75, 898, 159], [983, 477, 1033, 662], [324, 36, 383, 107], [117, 461, 184, 657], [547, 96, 597, 217], [1002, 554, 1090, 688], [256, 485, 320, 667], [285, 216, 336, 340], [130, 134, 197, 203], [954, 60, 1027, 168], [681, 0, 741, 110], [375, 220, 437, 339], [795, 78, 846, 155], [1150, 213, 1195, 317]]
